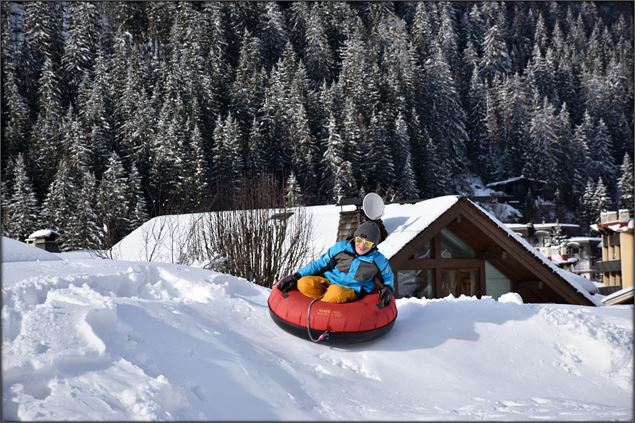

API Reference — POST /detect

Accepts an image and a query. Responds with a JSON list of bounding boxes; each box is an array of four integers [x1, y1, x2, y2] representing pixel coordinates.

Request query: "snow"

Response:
[[2, 237, 633, 421], [1, 237, 62, 263], [26, 229, 58, 239], [486, 176, 547, 187]]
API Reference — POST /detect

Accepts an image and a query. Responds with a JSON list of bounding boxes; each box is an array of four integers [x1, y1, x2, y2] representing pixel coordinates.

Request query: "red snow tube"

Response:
[[268, 282, 397, 344]]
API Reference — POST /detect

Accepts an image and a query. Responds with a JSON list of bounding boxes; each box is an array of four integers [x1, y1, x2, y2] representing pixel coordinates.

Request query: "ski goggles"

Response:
[[355, 236, 375, 248]]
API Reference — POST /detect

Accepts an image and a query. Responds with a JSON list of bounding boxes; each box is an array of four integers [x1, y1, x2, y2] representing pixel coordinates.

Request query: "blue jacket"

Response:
[[297, 240, 395, 294]]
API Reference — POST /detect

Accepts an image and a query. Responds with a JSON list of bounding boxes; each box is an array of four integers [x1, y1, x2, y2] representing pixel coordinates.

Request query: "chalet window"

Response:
[[439, 269, 478, 297], [397, 269, 434, 298], [439, 228, 476, 258], [485, 261, 511, 299], [415, 240, 432, 258]]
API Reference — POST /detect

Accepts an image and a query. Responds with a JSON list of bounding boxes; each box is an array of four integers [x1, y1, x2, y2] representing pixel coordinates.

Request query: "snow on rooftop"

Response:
[[486, 176, 546, 187], [27, 229, 59, 239], [2, 237, 63, 263]]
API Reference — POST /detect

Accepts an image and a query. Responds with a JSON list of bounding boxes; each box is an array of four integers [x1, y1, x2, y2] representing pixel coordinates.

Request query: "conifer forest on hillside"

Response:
[[1, 1, 633, 250]]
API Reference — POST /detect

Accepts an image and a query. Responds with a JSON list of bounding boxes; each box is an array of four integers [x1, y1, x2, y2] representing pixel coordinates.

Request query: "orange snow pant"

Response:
[[297, 276, 358, 303]]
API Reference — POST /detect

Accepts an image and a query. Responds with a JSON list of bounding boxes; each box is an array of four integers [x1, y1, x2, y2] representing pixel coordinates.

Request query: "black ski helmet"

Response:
[[353, 221, 381, 245]]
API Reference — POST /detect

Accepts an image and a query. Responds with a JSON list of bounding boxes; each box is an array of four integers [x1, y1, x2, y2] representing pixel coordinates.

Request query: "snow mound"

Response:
[[498, 292, 524, 304], [1, 237, 62, 263], [2, 255, 632, 420]]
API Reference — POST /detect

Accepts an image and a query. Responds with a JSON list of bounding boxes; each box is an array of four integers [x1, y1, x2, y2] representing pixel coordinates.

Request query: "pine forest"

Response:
[[1, 1, 633, 250]]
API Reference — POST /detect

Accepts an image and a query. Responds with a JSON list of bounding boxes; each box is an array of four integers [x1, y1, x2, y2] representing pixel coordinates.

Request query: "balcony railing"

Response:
[[596, 260, 621, 273]]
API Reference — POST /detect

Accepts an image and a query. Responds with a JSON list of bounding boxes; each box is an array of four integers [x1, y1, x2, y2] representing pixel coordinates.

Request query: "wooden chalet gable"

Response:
[[387, 197, 596, 306]]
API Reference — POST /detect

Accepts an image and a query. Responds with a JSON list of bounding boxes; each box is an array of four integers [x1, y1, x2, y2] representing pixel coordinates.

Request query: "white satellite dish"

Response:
[[362, 192, 384, 220]]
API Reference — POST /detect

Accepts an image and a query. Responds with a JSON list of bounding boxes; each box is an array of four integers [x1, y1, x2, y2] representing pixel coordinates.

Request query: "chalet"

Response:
[[25, 229, 61, 253], [370, 196, 597, 305], [486, 175, 546, 202]]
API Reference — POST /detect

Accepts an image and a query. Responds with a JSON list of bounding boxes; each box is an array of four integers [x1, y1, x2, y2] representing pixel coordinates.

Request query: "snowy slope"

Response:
[[2, 239, 633, 421]]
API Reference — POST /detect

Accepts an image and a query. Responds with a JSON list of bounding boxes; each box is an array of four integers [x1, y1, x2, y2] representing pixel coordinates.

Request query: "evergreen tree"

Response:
[[2, 67, 29, 165], [593, 177, 612, 214], [96, 152, 131, 248], [41, 159, 78, 249], [617, 153, 634, 210], [285, 171, 304, 207], [5, 154, 39, 241], [304, 5, 334, 83], [523, 97, 557, 185], [66, 171, 102, 250], [320, 113, 345, 202], [393, 112, 419, 200], [212, 113, 243, 190], [60, 1, 100, 105], [481, 24, 511, 82], [578, 180, 597, 232], [589, 118, 617, 188], [30, 57, 63, 197], [128, 163, 150, 230], [420, 45, 469, 188], [259, 2, 288, 70]]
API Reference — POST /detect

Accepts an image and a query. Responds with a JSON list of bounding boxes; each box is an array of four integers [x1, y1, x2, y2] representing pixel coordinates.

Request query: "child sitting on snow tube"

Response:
[[277, 221, 394, 308]]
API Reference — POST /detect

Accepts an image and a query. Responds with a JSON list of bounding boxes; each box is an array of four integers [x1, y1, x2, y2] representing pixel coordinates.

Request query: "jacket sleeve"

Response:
[[296, 242, 345, 277], [374, 253, 395, 291]]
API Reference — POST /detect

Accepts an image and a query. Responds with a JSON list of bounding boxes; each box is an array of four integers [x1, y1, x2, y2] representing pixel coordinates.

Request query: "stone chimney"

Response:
[[336, 197, 363, 242]]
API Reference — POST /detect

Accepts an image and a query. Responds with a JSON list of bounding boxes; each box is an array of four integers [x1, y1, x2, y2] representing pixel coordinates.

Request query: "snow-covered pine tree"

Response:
[[212, 113, 243, 191], [285, 172, 303, 207], [22, 1, 64, 107], [76, 62, 112, 177], [366, 111, 396, 196], [148, 102, 186, 210], [5, 154, 39, 241], [230, 30, 266, 137], [523, 96, 558, 187], [2, 67, 29, 165], [304, 5, 334, 83], [63, 106, 93, 173], [185, 124, 209, 210], [61, 1, 100, 105], [127, 163, 149, 230], [246, 115, 269, 179], [467, 68, 490, 179], [420, 44, 469, 189], [29, 57, 63, 198], [96, 152, 131, 248], [589, 118, 617, 189], [66, 171, 102, 250], [411, 2, 435, 60], [481, 24, 511, 83], [393, 112, 419, 201], [617, 153, 634, 210], [41, 159, 77, 249], [260, 2, 288, 71], [320, 113, 345, 203], [593, 177, 612, 215]]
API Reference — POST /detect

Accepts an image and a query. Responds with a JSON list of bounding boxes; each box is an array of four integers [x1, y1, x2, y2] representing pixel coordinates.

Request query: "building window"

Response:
[[397, 270, 434, 298], [485, 261, 511, 299], [439, 228, 476, 258], [439, 269, 478, 297], [415, 240, 432, 258]]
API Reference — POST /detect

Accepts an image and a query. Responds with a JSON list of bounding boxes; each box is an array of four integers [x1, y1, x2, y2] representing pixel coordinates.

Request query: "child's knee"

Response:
[[321, 284, 357, 303]]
